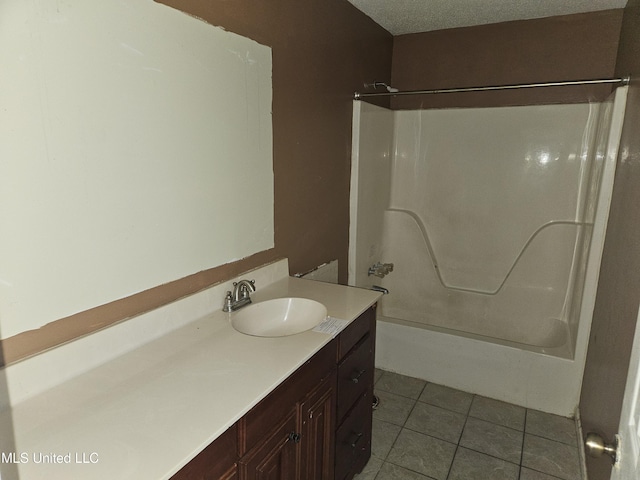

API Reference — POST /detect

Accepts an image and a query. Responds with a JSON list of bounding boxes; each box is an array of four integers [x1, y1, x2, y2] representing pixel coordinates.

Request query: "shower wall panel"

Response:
[[381, 103, 602, 351]]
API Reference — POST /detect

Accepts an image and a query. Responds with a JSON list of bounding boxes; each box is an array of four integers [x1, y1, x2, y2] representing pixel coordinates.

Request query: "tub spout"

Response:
[[371, 285, 389, 295]]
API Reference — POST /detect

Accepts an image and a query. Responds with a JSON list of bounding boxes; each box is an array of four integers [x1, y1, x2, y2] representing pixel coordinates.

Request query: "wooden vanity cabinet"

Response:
[[171, 304, 377, 480]]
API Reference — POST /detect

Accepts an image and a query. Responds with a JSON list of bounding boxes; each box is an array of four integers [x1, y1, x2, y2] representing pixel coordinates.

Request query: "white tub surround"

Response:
[[350, 87, 627, 416], [0, 259, 381, 480]]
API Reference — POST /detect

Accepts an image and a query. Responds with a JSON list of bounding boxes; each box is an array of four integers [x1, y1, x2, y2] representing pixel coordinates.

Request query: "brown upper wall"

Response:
[[616, 0, 640, 76], [390, 10, 624, 109]]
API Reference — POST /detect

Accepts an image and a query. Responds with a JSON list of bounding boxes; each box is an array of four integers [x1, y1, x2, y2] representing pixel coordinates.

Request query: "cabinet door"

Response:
[[335, 391, 372, 480], [238, 408, 299, 480], [300, 373, 336, 480]]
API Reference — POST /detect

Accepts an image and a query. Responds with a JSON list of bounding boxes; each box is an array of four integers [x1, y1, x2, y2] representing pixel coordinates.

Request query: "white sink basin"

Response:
[[231, 298, 327, 337]]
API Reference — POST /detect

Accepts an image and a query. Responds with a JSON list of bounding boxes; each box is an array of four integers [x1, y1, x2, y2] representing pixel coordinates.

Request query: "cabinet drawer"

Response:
[[338, 307, 375, 361], [335, 391, 372, 480], [337, 333, 373, 421]]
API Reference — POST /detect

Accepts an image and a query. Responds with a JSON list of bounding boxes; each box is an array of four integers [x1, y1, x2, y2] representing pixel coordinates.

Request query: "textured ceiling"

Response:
[[347, 0, 628, 35]]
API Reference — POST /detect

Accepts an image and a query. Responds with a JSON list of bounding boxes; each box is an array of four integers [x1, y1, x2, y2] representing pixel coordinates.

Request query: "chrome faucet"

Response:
[[223, 279, 256, 312]]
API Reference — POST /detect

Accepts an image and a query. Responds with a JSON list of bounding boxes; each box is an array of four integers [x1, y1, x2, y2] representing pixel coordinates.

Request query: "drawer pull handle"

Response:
[[351, 369, 366, 384], [288, 432, 301, 444], [349, 432, 364, 448]]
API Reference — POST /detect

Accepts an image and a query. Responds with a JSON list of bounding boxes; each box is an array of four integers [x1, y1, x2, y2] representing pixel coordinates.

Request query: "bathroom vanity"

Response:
[[4, 259, 380, 480], [171, 305, 377, 480]]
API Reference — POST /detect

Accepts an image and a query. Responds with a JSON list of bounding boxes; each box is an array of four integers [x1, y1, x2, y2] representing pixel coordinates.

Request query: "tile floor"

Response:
[[354, 369, 583, 480]]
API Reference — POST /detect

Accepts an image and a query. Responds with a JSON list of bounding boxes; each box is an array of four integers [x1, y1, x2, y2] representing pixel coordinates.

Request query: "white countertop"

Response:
[[5, 276, 380, 479]]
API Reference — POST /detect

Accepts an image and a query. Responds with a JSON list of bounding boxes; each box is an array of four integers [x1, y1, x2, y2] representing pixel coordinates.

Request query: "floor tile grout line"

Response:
[[525, 409, 580, 447], [524, 430, 582, 448], [523, 429, 580, 447], [418, 382, 475, 417], [372, 379, 423, 462], [465, 412, 528, 434], [401, 393, 420, 429], [376, 377, 452, 480], [401, 424, 463, 446], [521, 465, 570, 480], [382, 457, 440, 480], [378, 419, 404, 462], [444, 406, 472, 480], [372, 395, 426, 479], [467, 397, 527, 433], [519, 408, 529, 480], [374, 376, 428, 402], [466, 398, 528, 470], [372, 370, 403, 480], [448, 405, 531, 477], [415, 396, 474, 417], [454, 443, 525, 468], [464, 409, 579, 448]]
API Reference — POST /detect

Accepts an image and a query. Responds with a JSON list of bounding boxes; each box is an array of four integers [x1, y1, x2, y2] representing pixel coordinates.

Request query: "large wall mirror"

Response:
[[0, 0, 274, 340]]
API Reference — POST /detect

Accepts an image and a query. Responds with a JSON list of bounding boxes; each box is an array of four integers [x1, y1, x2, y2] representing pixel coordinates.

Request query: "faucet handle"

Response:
[[223, 291, 234, 312], [238, 280, 256, 299]]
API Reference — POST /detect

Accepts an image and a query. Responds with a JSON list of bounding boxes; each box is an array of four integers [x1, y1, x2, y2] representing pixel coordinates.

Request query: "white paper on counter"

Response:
[[313, 317, 349, 337]]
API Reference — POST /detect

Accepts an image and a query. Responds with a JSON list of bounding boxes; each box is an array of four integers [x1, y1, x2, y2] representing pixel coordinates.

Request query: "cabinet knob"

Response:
[[351, 369, 366, 384], [288, 432, 301, 444], [349, 432, 364, 448]]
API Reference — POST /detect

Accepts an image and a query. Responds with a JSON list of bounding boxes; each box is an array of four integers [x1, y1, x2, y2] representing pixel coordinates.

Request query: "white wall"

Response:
[[0, 0, 274, 339]]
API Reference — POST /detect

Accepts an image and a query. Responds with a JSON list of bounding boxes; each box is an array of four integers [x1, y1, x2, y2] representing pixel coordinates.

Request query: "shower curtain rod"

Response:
[[353, 76, 630, 99]]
